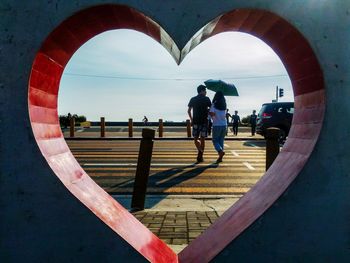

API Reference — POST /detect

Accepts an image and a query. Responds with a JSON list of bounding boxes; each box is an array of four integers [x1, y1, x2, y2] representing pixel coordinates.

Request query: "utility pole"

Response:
[[275, 85, 279, 102]]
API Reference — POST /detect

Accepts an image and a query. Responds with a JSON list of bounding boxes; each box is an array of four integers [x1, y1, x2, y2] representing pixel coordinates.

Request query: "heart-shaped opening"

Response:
[[28, 4, 325, 263], [59, 27, 292, 252]]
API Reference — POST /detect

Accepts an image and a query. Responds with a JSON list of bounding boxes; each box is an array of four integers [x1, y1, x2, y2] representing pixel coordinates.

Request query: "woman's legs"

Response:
[[212, 126, 227, 162], [219, 127, 225, 151], [212, 126, 222, 152]]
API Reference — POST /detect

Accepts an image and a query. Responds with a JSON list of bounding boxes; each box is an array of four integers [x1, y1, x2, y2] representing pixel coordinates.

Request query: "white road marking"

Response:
[[243, 162, 255, 170], [84, 163, 139, 166], [83, 163, 258, 167], [232, 154, 265, 157], [235, 151, 265, 153], [231, 150, 239, 157]]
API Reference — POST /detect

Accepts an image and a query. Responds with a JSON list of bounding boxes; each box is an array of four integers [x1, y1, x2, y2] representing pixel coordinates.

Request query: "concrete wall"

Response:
[[1, 0, 349, 262]]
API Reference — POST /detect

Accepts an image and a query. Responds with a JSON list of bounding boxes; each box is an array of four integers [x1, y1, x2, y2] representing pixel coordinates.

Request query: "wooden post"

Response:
[[158, 119, 163, 138], [131, 128, 155, 211], [100, 117, 105, 138], [128, 118, 133, 138], [266, 127, 280, 171], [186, 119, 191, 138], [70, 117, 75, 138]]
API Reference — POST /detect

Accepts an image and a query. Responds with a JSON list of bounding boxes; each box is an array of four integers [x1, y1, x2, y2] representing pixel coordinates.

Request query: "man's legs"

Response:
[[193, 136, 205, 162], [193, 135, 206, 153], [192, 124, 201, 152], [233, 124, 237, 135], [194, 136, 201, 152], [198, 136, 205, 161], [251, 125, 256, 136], [193, 126, 204, 162], [193, 124, 208, 162], [200, 136, 205, 152]]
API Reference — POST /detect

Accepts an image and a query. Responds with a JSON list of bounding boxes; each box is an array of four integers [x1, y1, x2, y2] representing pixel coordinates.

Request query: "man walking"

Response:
[[250, 110, 257, 136], [142, 116, 149, 126], [232, 110, 240, 136], [187, 85, 212, 162], [225, 109, 232, 135]]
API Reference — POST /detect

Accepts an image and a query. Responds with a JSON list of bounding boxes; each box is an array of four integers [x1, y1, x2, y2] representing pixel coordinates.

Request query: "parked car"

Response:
[[256, 102, 294, 140]]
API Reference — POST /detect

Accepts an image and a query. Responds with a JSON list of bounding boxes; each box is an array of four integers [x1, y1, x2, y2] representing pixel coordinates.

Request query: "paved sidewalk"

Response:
[[113, 194, 242, 253]]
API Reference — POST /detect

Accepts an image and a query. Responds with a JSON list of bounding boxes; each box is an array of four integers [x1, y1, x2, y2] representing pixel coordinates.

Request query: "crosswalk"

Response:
[[67, 140, 266, 195]]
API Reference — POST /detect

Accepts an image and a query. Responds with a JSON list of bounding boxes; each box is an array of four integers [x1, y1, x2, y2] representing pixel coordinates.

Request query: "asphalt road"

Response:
[[67, 139, 266, 195]]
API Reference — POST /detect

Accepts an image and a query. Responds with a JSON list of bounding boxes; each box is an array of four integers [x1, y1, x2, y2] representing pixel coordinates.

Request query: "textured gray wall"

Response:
[[1, 0, 349, 262]]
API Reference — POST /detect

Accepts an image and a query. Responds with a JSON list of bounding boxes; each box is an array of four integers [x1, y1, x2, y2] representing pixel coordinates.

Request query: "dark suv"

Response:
[[256, 102, 294, 140]]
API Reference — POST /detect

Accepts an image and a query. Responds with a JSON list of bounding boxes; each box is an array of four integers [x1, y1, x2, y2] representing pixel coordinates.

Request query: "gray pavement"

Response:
[[113, 194, 242, 253]]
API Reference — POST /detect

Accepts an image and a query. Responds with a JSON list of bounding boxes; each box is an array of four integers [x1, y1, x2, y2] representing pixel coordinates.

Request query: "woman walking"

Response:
[[209, 91, 227, 162]]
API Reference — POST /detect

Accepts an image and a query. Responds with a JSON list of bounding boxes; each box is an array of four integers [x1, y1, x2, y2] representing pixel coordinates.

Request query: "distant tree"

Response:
[[76, 115, 86, 123], [59, 115, 69, 128], [59, 113, 86, 128], [241, 115, 251, 126]]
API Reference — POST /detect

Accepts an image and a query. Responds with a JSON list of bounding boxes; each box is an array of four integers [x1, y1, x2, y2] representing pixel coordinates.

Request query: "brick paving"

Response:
[[132, 211, 220, 245]]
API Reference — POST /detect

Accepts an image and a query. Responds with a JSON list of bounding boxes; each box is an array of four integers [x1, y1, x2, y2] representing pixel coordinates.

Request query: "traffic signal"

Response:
[[279, 88, 284, 97]]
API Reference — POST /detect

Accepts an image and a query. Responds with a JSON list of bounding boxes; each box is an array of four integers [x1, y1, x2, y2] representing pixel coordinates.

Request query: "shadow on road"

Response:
[[243, 140, 266, 148], [109, 163, 219, 208]]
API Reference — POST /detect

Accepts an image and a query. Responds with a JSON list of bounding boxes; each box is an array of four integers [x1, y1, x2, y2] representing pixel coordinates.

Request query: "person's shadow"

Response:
[[243, 140, 266, 148], [109, 162, 219, 209], [151, 162, 219, 189]]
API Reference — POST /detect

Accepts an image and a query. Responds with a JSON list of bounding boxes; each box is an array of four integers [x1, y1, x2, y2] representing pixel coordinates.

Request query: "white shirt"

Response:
[[209, 105, 227, 126]]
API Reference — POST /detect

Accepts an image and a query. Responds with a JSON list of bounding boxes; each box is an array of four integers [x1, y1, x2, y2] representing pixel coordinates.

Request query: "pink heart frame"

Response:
[[28, 4, 325, 263]]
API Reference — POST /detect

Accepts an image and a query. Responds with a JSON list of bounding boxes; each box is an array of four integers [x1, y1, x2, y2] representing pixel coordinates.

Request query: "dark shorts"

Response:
[[192, 123, 208, 138]]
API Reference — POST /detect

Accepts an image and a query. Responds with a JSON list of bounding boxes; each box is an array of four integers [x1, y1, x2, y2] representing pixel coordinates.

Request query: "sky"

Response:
[[59, 29, 294, 122]]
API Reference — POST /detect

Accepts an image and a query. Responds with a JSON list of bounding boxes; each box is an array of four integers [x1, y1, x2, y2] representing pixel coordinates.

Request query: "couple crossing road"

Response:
[[187, 85, 226, 163]]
